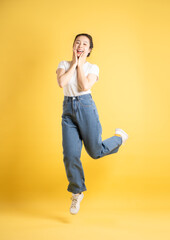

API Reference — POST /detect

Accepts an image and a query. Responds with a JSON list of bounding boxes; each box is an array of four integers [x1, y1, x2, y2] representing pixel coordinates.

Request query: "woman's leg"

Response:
[[62, 114, 87, 194], [77, 95, 122, 159]]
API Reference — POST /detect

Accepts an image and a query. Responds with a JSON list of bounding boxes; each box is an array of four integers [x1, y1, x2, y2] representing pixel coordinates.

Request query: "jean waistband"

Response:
[[64, 93, 92, 101]]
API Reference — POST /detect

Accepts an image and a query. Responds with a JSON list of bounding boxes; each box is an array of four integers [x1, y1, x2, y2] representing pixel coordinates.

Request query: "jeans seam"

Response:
[[78, 99, 93, 107]]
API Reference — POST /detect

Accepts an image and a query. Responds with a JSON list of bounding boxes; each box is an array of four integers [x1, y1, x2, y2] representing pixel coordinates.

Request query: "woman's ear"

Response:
[[88, 48, 92, 54]]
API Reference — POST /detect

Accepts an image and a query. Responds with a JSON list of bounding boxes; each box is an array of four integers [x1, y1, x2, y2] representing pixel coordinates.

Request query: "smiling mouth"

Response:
[[77, 50, 84, 54]]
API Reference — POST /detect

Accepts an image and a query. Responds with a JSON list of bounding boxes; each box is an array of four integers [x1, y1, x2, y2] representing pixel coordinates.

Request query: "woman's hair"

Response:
[[73, 33, 93, 57]]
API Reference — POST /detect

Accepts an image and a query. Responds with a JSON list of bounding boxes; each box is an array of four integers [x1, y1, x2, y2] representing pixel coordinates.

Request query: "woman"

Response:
[[56, 33, 128, 215]]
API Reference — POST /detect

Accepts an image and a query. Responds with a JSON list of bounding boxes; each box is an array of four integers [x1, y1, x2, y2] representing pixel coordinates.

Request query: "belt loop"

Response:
[[65, 96, 69, 103]]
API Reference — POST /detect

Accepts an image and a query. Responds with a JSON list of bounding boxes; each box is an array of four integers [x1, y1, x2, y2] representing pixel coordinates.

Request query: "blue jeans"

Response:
[[61, 93, 122, 194]]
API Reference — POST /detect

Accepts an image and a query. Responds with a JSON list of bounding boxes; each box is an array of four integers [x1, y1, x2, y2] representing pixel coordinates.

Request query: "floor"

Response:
[[0, 193, 170, 240]]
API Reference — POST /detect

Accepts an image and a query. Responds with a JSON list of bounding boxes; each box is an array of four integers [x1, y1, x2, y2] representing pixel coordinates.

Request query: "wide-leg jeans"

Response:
[[61, 93, 122, 194]]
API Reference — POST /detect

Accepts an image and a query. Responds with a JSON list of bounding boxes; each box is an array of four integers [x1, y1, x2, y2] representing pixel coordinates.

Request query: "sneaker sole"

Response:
[[115, 128, 128, 145], [115, 128, 128, 138]]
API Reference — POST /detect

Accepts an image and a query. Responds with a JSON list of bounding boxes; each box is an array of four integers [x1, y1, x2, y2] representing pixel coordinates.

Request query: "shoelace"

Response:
[[70, 195, 79, 208]]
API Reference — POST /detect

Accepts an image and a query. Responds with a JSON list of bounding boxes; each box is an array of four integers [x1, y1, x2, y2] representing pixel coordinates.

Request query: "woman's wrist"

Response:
[[71, 61, 77, 68]]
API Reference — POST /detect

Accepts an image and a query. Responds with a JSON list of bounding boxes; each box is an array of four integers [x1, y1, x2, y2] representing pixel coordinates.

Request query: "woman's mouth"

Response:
[[77, 50, 84, 54]]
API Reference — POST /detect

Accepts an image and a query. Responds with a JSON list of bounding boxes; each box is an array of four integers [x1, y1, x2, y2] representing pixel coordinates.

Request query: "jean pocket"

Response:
[[79, 98, 93, 107]]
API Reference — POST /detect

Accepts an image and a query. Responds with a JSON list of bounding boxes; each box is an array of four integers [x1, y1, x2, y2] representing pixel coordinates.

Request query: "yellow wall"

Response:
[[0, 0, 170, 207]]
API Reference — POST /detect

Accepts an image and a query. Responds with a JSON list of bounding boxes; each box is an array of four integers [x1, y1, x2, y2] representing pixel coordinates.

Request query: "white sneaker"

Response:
[[115, 128, 128, 145], [70, 192, 84, 215]]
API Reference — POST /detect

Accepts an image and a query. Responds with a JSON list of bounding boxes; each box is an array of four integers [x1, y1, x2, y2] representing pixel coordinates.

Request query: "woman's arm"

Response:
[[77, 65, 97, 91], [56, 62, 77, 88]]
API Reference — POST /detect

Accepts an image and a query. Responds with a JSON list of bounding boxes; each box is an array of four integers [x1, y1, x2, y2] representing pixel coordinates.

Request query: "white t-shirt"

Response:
[[56, 60, 99, 96]]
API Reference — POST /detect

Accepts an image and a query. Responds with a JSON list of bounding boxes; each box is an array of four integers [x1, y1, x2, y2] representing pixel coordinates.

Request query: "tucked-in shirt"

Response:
[[56, 60, 99, 96]]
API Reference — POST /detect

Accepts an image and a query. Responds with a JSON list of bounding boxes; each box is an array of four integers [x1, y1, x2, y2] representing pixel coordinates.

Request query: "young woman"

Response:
[[56, 33, 128, 215]]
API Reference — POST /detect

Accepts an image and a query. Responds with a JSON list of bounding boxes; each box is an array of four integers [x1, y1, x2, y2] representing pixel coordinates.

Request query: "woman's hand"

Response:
[[77, 50, 89, 67], [72, 48, 78, 67]]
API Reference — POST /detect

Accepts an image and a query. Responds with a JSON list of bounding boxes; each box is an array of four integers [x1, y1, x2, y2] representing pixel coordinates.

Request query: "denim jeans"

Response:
[[61, 93, 122, 194]]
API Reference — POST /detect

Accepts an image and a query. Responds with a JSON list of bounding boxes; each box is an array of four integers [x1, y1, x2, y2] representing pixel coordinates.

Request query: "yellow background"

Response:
[[0, 0, 170, 239]]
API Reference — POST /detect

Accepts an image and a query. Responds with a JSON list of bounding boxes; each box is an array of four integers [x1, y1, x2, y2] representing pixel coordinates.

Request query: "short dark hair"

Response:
[[73, 33, 93, 57]]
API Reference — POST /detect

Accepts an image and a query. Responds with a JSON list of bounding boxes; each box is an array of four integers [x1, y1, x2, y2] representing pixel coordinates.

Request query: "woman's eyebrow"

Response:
[[76, 40, 88, 43]]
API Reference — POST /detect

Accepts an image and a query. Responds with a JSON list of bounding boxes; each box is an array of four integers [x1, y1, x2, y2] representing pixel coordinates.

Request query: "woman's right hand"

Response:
[[72, 48, 78, 67]]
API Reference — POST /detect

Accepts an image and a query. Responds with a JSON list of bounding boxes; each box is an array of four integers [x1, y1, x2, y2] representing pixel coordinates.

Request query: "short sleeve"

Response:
[[57, 61, 66, 70], [88, 64, 99, 81]]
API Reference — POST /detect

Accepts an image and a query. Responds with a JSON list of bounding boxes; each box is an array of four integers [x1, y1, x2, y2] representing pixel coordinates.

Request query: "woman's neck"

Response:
[[70, 60, 87, 64]]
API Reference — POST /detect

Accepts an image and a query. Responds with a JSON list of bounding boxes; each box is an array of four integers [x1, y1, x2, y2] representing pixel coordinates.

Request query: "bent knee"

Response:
[[89, 152, 100, 159]]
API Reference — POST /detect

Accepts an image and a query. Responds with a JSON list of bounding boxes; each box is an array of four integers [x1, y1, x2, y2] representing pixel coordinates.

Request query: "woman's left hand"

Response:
[[77, 50, 89, 67]]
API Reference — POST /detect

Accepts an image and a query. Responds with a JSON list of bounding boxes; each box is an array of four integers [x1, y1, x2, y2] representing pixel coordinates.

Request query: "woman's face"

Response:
[[73, 35, 91, 58]]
